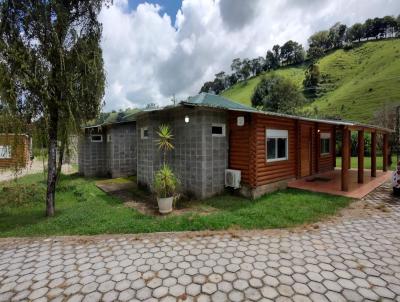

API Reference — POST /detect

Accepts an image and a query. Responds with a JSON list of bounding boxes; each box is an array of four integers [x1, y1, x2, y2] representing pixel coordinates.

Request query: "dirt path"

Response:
[[0, 159, 75, 183]]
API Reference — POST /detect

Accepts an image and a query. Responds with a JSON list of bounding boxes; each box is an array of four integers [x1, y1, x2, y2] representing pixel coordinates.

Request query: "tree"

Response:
[[265, 50, 279, 70], [251, 74, 304, 114], [383, 15, 397, 37], [0, 0, 107, 216], [307, 30, 331, 59], [303, 64, 321, 98], [251, 57, 264, 76], [347, 23, 365, 42], [280, 40, 305, 65], [230, 58, 242, 78], [328, 22, 347, 48], [240, 59, 251, 81]]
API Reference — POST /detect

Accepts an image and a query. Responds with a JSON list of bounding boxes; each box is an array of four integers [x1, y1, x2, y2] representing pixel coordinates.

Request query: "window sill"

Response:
[[266, 158, 288, 163]]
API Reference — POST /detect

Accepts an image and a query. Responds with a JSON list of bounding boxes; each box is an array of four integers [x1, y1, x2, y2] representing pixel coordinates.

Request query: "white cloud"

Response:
[[100, 0, 400, 110]]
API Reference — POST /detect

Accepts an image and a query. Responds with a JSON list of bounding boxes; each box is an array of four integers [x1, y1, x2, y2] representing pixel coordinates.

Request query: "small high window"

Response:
[[141, 127, 149, 139], [212, 124, 226, 137], [320, 133, 331, 155], [266, 129, 288, 162], [91, 135, 103, 143], [107, 134, 112, 142], [0, 145, 11, 159]]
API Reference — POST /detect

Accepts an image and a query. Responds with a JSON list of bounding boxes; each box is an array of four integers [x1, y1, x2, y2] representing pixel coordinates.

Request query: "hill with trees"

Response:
[[222, 39, 400, 123], [199, 15, 400, 123]]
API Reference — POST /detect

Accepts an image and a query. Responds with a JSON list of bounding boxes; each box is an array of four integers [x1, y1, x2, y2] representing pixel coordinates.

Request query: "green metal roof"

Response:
[[182, 93, 257, 111]]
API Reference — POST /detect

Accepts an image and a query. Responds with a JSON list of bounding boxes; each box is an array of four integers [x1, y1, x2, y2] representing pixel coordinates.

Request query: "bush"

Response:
[[153, 164, 179, 198]]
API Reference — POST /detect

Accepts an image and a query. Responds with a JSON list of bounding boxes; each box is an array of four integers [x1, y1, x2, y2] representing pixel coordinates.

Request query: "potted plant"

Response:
[[153, 125, 179, 214]]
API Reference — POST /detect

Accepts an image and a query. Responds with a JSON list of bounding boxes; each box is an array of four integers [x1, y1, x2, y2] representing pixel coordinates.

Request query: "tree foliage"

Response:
[[251, 75, 305, 115], [303, 63, 321, 98], [0, 0, 107, 216]]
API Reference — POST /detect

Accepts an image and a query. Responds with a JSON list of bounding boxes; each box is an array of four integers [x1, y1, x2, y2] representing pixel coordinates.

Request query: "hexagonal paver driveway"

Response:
[[1, 183, 400, 302]]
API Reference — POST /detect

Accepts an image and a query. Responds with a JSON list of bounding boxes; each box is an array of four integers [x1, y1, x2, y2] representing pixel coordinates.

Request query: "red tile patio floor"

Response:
[[288, 168, 392, 199]]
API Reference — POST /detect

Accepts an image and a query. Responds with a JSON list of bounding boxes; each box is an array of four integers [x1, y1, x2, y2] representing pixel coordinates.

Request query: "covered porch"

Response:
[[288, 168, 391, 198], [290, 123, 393, 199]]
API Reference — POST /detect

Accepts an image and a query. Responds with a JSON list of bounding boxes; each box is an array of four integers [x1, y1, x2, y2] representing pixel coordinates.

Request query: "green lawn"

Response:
[[0, 173, 351, 237], [336, 155, 397, 170]]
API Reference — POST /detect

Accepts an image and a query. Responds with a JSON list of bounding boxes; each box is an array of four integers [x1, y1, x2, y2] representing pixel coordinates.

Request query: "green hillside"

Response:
[[222, 39, 400, 122]]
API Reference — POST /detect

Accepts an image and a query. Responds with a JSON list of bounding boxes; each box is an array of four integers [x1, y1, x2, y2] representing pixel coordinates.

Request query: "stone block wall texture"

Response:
[[136, 107, 228, 199], [78, 131, 108, 177], [108, 123, 137, 178], [78, 123, 137, 178]]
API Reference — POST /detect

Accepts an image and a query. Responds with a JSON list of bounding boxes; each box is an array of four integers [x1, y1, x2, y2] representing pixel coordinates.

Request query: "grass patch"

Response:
[[336, 155, 396, 170], [0, 173, 351, 237]]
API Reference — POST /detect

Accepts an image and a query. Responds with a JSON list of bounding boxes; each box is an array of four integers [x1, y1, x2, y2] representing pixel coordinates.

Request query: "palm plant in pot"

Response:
[[153, 125, 179, 214]]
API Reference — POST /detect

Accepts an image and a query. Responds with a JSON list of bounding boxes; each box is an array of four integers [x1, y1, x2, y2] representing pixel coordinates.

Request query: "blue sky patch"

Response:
[[127, 0, 182, 24]]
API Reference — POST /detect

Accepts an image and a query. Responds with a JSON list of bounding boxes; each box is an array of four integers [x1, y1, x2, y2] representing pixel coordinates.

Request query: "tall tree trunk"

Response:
[[56, 137, 65, 184], [46, 108, 58, 217]]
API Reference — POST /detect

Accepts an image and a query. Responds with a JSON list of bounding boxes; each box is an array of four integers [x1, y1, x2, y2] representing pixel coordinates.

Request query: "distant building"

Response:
[[0, 134, 31, 170]]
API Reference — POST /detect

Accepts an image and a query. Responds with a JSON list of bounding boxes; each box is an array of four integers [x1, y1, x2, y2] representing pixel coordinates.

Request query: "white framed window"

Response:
[[0, 145, 11, 159], [107, 134, 112, 142], [212, 123, 226, 137], [266, 129, 288, 162], [141, 127, 149, 139], [320, 132, 331, 155], [91, 135, 103, 143]]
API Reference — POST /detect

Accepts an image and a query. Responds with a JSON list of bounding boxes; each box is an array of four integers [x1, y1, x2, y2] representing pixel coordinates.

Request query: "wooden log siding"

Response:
[[252, 114, 297, 187], [0, 135, 29, 169], [228, 112, 252, 184], [228, 111, 339, 189]]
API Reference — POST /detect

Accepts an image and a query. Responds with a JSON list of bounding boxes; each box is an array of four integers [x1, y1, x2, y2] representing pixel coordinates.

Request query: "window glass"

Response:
[[0, 145, 11, 159], [265, 129, 288, 162], [321, 138, 330, 154], [320, 133, 331, 154], [277, 138, 287, 158], [267, 138, 276, 160]]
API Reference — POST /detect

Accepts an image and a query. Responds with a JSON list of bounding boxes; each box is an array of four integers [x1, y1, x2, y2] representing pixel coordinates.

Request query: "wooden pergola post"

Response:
[[383, 133, 389, 172], [332, 127, 337, 168], [348, 130, 352, 168], [341, 127, 350, 191], [371, 132, 377, 177], [357, 130, 364, 184]]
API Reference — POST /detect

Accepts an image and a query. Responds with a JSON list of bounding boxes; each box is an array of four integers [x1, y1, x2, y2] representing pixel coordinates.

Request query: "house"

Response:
[[78, 114, 137, 178], [135, 93, 392, 199], [0, 134, 31, 170]]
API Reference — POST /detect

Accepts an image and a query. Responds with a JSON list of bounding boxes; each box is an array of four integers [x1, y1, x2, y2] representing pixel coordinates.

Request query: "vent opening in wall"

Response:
[[141, 127, 149, 139], [91, 135, 103, 142], [212, 124, 226, 137]]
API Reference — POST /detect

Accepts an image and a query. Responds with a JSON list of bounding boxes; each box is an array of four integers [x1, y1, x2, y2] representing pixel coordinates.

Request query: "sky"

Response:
[[99, 0, 400, 111]]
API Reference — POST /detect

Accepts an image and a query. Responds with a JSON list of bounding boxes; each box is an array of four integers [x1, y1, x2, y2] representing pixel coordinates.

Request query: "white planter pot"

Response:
[[157, 196, 173, 214]]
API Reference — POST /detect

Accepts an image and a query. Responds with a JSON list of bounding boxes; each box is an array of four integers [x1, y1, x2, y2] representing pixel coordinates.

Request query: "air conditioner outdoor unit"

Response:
[[225, 169, 241, 189]]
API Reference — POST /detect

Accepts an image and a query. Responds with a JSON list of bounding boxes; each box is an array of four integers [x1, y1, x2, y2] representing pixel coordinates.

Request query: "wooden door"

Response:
[[300, 125, 312, 177]]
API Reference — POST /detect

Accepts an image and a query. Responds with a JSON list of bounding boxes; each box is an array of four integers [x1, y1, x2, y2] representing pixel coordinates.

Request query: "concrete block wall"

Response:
[[136, 107, 228, 199], [78, 131, 108, 177], [108, 123, 137, 178], [78, 122, 137, 178]]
